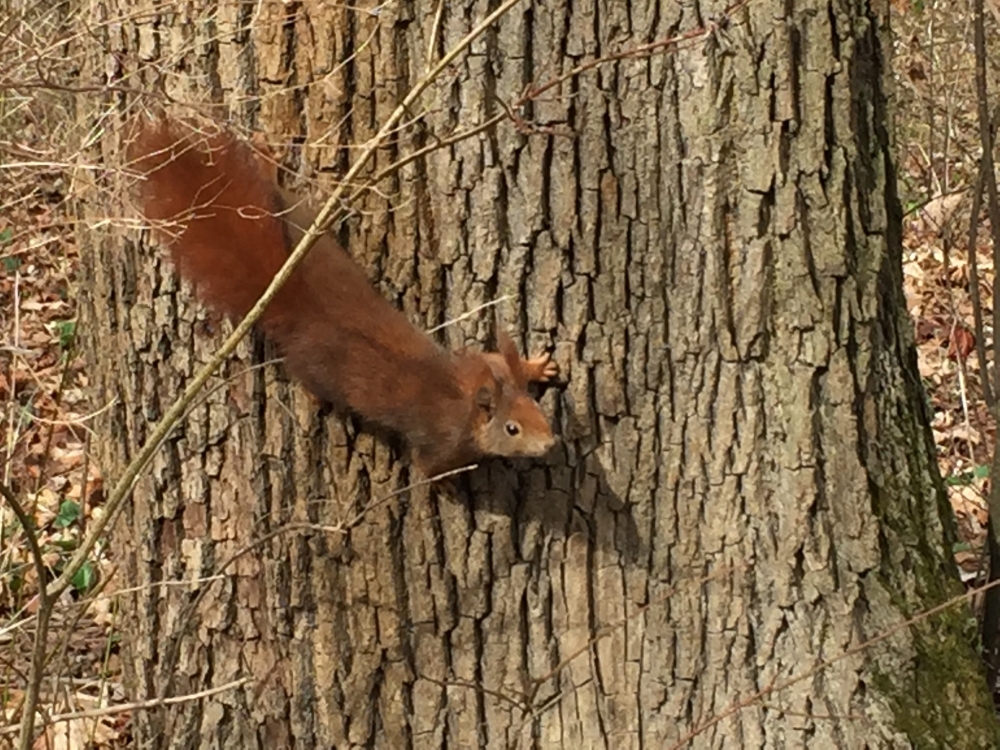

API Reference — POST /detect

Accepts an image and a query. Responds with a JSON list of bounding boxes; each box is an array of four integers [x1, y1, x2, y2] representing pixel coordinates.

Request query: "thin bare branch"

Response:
[[0, 678, 250, 736]]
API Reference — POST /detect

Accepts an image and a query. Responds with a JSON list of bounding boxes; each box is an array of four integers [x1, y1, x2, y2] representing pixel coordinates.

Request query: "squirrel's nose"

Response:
[[530, 432, 557, 456]]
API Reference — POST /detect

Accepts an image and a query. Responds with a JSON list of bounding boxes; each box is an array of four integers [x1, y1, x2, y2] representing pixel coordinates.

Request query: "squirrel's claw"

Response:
[[522, 352, 559, 383]]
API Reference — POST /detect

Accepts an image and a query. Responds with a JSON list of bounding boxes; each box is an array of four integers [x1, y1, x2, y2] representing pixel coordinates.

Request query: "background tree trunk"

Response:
[[75, 0, 998, 747]]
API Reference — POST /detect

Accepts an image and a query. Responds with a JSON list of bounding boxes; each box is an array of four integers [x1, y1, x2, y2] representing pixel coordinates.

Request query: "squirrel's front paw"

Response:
[[523, 352, 559, 383]]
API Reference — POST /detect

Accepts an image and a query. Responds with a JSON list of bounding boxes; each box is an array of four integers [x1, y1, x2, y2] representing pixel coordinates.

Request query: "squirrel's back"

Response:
[[128, 120, 557, 475], [129, 122, 466, 422]]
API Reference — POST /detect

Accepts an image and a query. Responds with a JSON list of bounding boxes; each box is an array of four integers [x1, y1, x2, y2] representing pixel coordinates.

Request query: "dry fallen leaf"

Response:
[[947, 326, 975, 361], [949, 424, 982, 445]]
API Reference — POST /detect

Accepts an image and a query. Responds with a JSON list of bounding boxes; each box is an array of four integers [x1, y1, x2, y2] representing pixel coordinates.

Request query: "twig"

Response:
[[339, 464, 476, 529], [3, 269, 23, 489], [356, 1, 750, 204], [419, 675, 528, 712], [42, 557, 116, 711], [0, 678, 250, 736], [368, 112, 506, 189], [29, 327, 79, 496], [517, 0, 751, 111], [0, 481, 50, 750], [967, 159, 992, 408], [426, 296, 513, 334], [426, 0, 446, 70]]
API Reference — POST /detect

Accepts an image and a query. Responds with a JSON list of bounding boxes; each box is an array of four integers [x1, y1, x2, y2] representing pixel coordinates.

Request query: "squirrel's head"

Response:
[[473, 380, 556, 459], [469, 330, 556, 460]]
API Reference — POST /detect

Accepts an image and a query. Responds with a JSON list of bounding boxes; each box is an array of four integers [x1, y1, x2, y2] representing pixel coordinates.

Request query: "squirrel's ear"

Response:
[[496, 329, 528, 389], [475, 383, 496, 417]]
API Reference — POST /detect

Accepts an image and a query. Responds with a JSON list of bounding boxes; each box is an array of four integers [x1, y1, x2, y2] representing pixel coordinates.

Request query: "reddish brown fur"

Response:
[[128, 119, 558, 476]]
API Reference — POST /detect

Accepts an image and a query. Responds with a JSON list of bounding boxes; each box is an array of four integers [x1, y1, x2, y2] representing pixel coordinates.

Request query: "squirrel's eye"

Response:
[[505, 421, 521, 436]]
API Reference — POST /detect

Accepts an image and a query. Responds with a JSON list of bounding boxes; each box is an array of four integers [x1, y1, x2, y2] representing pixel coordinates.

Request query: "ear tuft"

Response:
[[496, 329, 528, 389], [475, 384, 496, 415]]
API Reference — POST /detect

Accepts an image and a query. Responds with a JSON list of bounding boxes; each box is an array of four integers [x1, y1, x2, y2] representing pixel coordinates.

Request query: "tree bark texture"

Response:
[[75, 0, 998, 747]]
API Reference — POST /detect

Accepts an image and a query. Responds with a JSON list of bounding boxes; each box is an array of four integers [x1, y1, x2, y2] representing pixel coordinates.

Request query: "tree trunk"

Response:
[[76, 0, 998, 747]]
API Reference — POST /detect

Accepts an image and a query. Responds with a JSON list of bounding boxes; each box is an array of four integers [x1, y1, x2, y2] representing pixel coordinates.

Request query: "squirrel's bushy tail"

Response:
[[127, 121, 301, 325]]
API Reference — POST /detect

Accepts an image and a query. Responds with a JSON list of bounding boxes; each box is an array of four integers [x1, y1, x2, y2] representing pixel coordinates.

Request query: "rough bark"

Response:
[[75, 0, 997, 747]]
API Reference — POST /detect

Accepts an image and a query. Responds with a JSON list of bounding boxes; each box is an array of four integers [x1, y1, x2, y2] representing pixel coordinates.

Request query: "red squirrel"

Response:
[[127, 120, 558, 476]]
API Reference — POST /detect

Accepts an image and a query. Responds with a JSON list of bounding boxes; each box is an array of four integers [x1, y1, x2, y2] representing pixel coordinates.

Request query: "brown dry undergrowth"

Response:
[[1, 115, 125, 746], [894, 0, 1000, 586]]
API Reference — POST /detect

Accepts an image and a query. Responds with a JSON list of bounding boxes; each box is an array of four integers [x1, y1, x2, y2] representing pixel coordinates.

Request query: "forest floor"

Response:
[[1, 5, 998, 748]]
